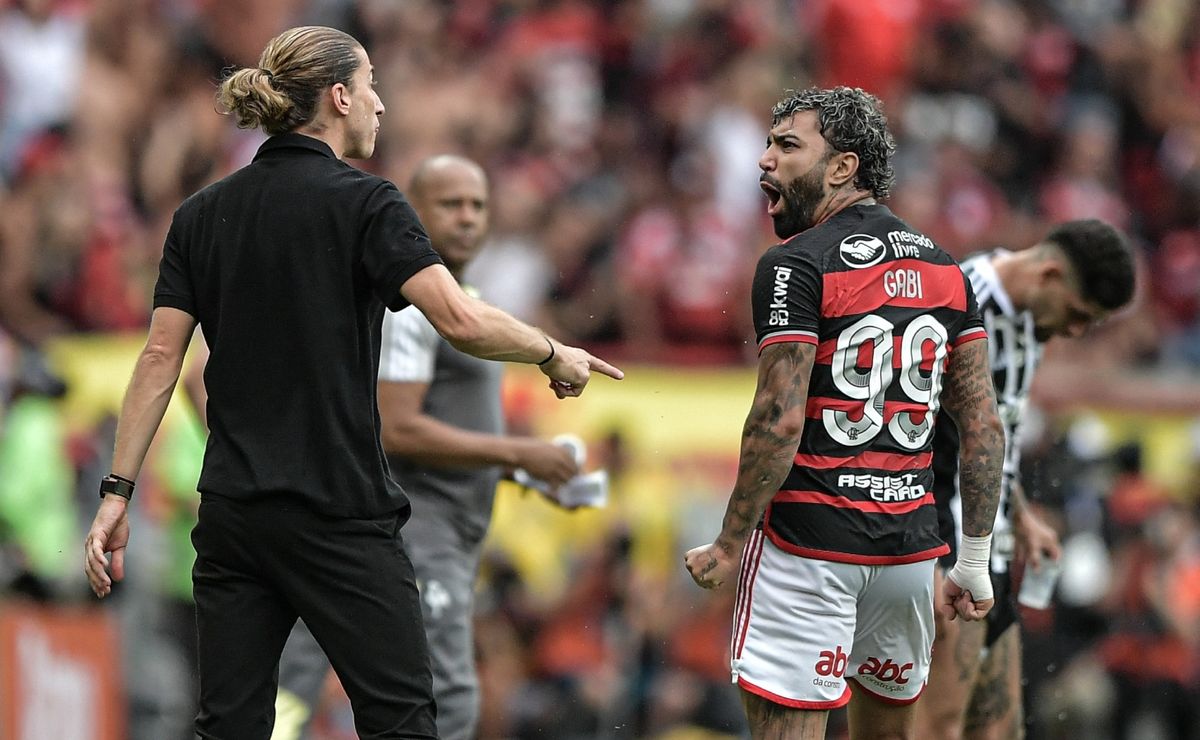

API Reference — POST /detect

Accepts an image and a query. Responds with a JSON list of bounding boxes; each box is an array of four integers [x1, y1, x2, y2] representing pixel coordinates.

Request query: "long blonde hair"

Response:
[[216, 26, 362, 136]]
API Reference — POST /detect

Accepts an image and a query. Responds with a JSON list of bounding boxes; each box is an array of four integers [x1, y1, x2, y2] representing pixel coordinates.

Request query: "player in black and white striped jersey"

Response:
[[917, 220, 1136, 739]]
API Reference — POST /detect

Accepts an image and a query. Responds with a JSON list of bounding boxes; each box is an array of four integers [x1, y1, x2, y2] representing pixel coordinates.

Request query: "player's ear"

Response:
[[331, 82, 352, 116], [827, 151, 858, 189], [1040, 259, 1068, 286]]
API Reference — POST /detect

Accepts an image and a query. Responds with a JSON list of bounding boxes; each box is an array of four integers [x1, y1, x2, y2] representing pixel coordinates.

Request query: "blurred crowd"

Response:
[[1, 0, 1199, 738], [3, 0, 1199, 367], [1015, 422, 1200, 740]]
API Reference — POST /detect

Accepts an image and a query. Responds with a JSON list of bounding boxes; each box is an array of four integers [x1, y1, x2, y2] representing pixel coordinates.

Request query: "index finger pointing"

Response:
[[588, 356, 624, 380]]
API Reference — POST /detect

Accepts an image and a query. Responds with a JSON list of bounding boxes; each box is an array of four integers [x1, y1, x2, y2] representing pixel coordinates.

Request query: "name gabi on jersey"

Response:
[[768, 265, 792, 326], [883, 268, 923, 299], [837, 473, 927, 503], [886, 230, 936, 258]]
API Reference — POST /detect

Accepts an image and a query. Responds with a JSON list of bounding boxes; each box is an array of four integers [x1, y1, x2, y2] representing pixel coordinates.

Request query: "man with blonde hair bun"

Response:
[[83, 26, 622, 739]]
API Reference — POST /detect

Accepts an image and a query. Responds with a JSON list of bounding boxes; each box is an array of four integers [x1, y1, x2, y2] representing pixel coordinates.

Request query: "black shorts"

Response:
[[984, 568, 1019, 648]]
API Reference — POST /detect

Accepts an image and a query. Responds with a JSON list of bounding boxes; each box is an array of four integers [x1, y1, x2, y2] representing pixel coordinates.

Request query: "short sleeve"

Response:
[[378, 305, 438, 383], [751, 246, 822, 353], [153, 210, 196, 316], [360, 182, 443, 311], [952, 268, 987, 348]]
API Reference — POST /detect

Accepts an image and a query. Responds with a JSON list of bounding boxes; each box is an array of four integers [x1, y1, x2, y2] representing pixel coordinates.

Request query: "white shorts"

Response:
[[731, 529, 935, 708]]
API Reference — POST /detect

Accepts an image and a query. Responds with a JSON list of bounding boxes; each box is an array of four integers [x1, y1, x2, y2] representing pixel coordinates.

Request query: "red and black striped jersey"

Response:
[[751, 203, 985, 564]]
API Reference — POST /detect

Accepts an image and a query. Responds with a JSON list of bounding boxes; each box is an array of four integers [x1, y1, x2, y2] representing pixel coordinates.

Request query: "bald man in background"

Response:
[[271, 156, 581, 740]]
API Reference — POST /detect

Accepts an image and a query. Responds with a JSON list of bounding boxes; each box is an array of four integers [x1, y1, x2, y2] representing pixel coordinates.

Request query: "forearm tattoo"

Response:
[[940, 339, 1004, 538], [718, 342, 814, 549]]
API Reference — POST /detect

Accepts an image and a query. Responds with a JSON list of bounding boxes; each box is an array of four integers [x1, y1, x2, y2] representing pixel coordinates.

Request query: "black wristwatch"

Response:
[[99, 474, 136, 501]]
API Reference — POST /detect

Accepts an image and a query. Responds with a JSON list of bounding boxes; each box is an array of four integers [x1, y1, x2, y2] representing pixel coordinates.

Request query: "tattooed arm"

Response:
[[938, 337, 1005, 619], [940, 337, 1003, 539], [685, 341, 814, 590]]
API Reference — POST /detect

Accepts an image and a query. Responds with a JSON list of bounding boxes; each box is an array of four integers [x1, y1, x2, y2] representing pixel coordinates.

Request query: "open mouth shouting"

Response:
[[760, 177, 783, 216]]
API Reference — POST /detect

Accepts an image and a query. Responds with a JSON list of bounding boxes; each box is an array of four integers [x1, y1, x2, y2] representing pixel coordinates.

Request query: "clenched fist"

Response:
[[684, 541, 740, 591]]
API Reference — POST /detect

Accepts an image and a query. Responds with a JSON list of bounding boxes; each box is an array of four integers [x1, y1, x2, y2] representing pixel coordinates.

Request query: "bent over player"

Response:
[[685, 86, 1005, 740], [916, 220, 1135, 740]]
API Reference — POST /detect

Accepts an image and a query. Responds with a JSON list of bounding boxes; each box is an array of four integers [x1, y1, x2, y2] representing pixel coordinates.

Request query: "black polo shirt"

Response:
[[153, 133, 442, 517]]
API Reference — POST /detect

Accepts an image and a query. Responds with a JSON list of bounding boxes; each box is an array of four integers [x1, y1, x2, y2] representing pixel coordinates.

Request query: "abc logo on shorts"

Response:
[[858, 656, 913, 686], [812, 646, 849, 689]]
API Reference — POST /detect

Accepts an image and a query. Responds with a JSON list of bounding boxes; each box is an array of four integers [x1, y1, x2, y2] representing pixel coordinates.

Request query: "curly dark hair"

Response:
[[771, 87, 897, 199], [1044, 219, 1136, 311]]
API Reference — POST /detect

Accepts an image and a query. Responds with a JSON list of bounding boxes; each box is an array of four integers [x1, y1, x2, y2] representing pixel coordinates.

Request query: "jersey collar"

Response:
[[254, 133, 338, 161], [974, 249, 1018, 318]]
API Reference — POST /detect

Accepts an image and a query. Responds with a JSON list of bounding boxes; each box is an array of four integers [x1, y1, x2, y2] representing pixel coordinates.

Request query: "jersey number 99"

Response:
[[825, 314, 949, 449]]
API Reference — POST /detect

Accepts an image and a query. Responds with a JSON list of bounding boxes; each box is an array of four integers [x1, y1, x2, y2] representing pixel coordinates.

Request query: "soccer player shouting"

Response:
[[686, 86, 1004, 740]]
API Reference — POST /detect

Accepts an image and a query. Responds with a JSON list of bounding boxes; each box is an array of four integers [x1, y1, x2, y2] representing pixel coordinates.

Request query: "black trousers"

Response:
[[191, 495, 437, 739]]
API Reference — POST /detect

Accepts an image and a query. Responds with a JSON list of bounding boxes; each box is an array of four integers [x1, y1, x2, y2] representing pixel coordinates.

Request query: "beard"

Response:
[[769, 160, 828, 239]]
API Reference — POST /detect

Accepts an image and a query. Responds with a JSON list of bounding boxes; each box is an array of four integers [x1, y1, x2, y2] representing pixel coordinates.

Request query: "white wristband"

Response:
[[947, 533, 993, 603]]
